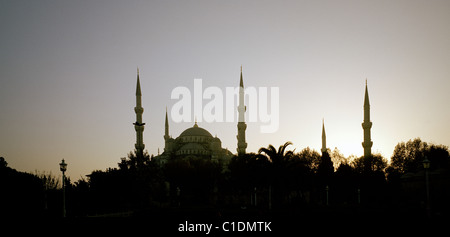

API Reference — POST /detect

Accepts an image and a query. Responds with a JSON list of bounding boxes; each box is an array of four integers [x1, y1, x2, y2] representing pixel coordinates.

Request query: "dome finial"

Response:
[[194, 117, 198, 127]]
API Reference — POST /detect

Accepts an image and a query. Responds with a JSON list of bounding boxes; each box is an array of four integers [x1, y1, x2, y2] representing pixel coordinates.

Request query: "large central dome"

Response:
[[179, 122, 213, 137]]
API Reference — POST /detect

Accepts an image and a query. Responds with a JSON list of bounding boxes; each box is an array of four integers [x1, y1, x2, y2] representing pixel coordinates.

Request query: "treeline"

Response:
[[0, 157, 62, 217], [1, 138, 449, 218]]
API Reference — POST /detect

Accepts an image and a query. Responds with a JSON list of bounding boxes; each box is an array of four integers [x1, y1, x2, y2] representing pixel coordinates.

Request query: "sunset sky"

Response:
[[1, 0, 449, 179]]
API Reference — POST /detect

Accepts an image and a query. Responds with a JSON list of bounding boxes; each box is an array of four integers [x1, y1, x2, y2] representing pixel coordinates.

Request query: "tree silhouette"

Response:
[[284, 148, 319, 207], [258, 141, 295, 209], [295, 147, 321, 173], [350, 154, 388, 206], [34, 171, 60, 190], [227, 153, 270, 207], [84, 149, 165, 215], [164, 156, 221, 206], [333, 162, 358, 205], [388, 138, 450, 176], [228, 153, 270, 190], [0, 157, 7, 168], [122, 149, 152, 171], [317, 151, 334, 187], [258, 141, 294, 165], [329, 148, 346, 170], [386, 138, 450, 214], [352, 154, 388, 174], [0, 157, 45, 217]]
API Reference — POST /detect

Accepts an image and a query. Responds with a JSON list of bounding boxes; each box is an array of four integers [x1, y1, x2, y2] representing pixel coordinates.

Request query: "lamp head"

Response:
[[59, 159, 67, 172], [422, 157, 431, 169]]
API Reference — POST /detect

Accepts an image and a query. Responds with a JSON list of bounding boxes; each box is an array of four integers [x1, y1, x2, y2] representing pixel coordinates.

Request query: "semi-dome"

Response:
[[179, 142, 206, 151], [179, 122, 213, 138]]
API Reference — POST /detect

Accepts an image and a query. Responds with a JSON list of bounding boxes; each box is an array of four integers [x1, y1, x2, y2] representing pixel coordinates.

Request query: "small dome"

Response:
[[179, 123, 213, 138]]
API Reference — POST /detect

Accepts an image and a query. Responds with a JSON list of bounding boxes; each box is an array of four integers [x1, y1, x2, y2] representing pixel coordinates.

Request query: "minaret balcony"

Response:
[[361, 121, 372, 129], [134, 107, 144, 114], [237, 122, 247, 129], [361, 141, 373, 148]]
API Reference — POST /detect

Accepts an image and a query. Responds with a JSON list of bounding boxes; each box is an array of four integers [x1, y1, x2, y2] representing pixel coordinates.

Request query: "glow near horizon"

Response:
[[0, 0, 449, 179]]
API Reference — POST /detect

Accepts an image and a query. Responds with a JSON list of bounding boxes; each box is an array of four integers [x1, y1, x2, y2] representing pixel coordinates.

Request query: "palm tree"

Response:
[[258, 141, 294, 209], [258, 141, 294, 165]]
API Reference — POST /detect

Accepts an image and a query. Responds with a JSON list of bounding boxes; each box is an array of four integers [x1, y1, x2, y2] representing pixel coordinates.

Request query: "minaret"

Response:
[[362, 79, 372, 158], [134, 68, 145, 159], [164, 107, 170, 152], [237, 65, 247, 156], [321, 119, 327, 154]]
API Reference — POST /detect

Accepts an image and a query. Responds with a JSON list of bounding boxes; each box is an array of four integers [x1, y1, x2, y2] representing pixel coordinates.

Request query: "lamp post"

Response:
[[59, 159, 67, 218], [422, 156, 431, 218]]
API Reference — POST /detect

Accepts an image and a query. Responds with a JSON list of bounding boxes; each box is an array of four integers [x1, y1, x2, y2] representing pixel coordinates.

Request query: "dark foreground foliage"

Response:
[[1, 138, 449, 224]]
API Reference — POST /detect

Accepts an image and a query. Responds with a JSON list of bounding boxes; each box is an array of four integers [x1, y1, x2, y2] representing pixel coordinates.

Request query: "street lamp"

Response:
[[59, 159, 67, 217], [422, 156, 431, 218]]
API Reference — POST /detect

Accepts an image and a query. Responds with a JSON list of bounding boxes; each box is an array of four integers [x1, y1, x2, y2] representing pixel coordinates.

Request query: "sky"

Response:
[[1, 0, 449, 179]]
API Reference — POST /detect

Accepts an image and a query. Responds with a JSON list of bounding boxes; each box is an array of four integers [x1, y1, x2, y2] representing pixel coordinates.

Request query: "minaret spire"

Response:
[[165, 107, 169, 137], [364, 79, 370, 109], [362, 80, 372, 158], [136, 67, 141, 96], [321, 119, 327, 154], [237, 65, 247, 156], [134, 69, 145, 159], [240, 65, 243, 87], [164, 107, 170, 153]]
